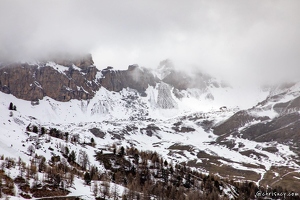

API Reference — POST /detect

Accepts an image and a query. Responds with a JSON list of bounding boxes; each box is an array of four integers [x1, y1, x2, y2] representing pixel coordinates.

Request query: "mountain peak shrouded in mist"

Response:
[[2, 1, 300, 198], [0, 53, 270, 113], [156, 59, 175, 80], [0, 55, 157, 101], [1, 1, 300, 86], [0, 52, 231, 104], [44, 53, 94, 68]]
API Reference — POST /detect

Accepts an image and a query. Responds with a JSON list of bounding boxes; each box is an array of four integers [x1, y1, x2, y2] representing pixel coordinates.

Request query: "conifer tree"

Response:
[[101, 181, 110, 199], [112, 184, 120, 200], [0, 178, 2, 198], [68, 150, 76, 164], [78, 150, 90, 170], [32, 125, 38, 133], [9, 102, 13, 110], [93, 181, 98, 197], [120, 146, 125, 156], [41, 127, 46, 135], [84, 172, 91, 185]]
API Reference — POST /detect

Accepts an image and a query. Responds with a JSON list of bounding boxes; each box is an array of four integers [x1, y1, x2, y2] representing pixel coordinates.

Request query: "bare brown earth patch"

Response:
[[260, 166, 300, 193]]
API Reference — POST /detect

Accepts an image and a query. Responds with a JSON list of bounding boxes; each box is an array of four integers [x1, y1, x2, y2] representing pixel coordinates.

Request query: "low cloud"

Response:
[[1, 0, 300, 85]]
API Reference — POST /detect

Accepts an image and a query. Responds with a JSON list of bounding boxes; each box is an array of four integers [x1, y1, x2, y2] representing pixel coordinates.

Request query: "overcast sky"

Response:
[[1, 0, 300, 84]]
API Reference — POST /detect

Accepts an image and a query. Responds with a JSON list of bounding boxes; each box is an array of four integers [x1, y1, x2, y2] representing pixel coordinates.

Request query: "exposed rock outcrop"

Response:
[[273, 96, 300, 115], [213, 110, 270, 136], [0, 57, 159, 101], [0, 61, 99, 101], [0, 55, 222, 102], [100, 65, 158, 96]]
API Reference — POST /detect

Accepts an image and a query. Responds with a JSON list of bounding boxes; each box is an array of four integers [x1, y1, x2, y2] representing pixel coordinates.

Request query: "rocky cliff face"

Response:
[[0, 62, 99, 101], [0, 54, 225, 103], [100, 65, 158, 96], [0, 56, 159, 101]]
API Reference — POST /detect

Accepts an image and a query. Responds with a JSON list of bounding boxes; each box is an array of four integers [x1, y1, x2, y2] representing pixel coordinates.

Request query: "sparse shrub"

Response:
[[68, 150, 76, 164], [26, 124, 31, 132], [27, 145, 35, 156], [91, 137, 96, 147], [48, 146, 54, 151], [38, 156, 46, 172], [41, 127, 46, 135], [32, 125, 38, 133], [4, 157, 16, 169], [51, 155, 60, 163]]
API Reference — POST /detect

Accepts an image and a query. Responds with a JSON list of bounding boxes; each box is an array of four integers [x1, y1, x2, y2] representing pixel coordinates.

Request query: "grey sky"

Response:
[[1, 0, 300, 84]]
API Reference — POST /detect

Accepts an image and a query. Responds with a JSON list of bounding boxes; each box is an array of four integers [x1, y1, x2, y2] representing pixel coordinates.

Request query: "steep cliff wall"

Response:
[[0, 62, 99, 101], [100, 65, 158, 96], [0, 57, 158, 101]]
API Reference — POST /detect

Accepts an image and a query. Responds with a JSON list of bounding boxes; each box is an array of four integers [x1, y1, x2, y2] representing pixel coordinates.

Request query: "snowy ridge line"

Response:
[[2, 78, 300, 198]]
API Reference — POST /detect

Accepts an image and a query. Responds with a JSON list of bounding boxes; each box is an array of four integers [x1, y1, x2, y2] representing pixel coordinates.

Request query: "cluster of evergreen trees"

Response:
[[8, 102, 17, 111], [2, 122, 300, 199], [93, 146, 300, 200], [1, 143, 300, 199]]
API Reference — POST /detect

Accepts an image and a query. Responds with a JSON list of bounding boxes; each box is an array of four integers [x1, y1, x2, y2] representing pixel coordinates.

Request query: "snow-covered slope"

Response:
[[1, 78, 298, 177], [2, 61, 300, 198]]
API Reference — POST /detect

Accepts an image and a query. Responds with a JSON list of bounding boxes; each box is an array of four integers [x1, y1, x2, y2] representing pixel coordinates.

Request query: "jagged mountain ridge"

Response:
[[0, 55, 225, 104], [214, 81, 300, 145], [2, 55, 300, 197]]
